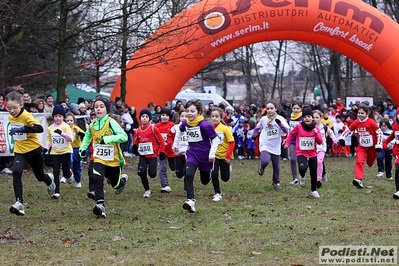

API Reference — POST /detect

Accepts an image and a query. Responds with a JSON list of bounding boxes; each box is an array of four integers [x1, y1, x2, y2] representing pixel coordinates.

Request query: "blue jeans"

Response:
[[125, 132, 133, 154], [377, 149, 392, 178]]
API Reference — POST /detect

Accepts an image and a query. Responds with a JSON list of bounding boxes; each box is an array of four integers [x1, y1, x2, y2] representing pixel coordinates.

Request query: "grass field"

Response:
[[0, 156, 398, 265]]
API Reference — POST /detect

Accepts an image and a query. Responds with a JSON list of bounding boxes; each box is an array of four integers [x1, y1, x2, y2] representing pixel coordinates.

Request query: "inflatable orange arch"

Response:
[[112, 0, 399, 113]]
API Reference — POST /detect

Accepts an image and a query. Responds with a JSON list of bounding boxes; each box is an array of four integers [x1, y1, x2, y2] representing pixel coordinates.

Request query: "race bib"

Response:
[[186, 126, 203, 142], [359, 135, 373, 147], [11, 123, 27, 141], [179, 132, 188, 145], [217, 132, 224, 143], [246, 130, 253, 139], [299, 137, 315, 150], [94, 144, 114, 161], [395, 131, 399, 144], [51, 135, 67, 148], [289, 121, 300, 130], [265, 128, 278, 139], [138, 142, 154, 155]]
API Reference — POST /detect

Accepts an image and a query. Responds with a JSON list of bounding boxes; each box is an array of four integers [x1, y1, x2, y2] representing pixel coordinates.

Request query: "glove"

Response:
[[275, 118, 281, 124], [338, 139, 345, 146], [79, 150, 87, 158], [383, 142, 388, 151], [9, 127, 25, 136], [54, 129, 62, 135], [133, 144, 139, 156], [159, 152, 166, 160]]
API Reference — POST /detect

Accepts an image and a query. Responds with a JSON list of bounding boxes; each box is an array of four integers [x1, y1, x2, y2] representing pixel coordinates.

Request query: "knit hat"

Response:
[[160, 108, 171, 115], [78, 103, 86, 109], [302, 108, 313, 117], [52, 104, 66, 118], [140, 108, 152, 119], [94, 97, 111, 113]]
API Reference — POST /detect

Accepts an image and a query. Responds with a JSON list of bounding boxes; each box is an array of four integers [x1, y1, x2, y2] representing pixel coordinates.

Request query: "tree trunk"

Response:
[[55, 0, 68, 103], [119, 0, 129, 101]]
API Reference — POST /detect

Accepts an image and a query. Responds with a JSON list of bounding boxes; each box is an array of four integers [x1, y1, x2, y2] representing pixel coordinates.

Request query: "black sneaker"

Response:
[[93, 204, 106, 218], [258, 164, 264, 176], [352, 179, 363, 189], [87, 191, 95, 199]]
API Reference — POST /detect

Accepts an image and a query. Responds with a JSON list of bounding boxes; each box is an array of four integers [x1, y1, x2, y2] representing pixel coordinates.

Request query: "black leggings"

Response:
[[185, 162, 211, 199], [52, 153, 71, 194], [211, 158, 230, 194], [297, 155, 317, 191], [92, 162, 124, 204], [137, 156, 158, 191], [12, 148, 52, 203]]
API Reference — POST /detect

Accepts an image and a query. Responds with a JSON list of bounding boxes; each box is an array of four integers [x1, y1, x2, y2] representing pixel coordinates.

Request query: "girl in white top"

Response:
[[313, 110, 337, 186], [252, 100, 289, 189], [168, 110, 188, 190]]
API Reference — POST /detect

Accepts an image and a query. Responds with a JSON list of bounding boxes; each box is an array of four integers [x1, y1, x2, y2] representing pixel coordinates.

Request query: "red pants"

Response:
[[344, 145, 351, 156], [354, 146, 377, 180], [332, 143, 343, 155]]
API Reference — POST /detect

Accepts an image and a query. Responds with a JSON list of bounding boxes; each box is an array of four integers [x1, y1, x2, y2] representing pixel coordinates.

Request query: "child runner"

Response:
[[284, 108, 323, 198], [338, 104, 383, 188], [167, 110, 188, 190], [287, 101, 303, 185], [7, 91, 55, 215], [342, 118, 353, 157], [253, 100, 289, 189], [65, 112, 85, 187], [133, 109, 165, 198], [245, 120, 256, 159], [332, 115, 344, 157], [313, 110, 337, 185], [46, 105, 74, 199], [376, 118, 393, 180], [172, 99, 219, 213], [383, 109, 399, 198], [79, 97, 128, 218], [210, 107, 235, 201], [233, 118, 245, 159], [155, 108, 175, 193]]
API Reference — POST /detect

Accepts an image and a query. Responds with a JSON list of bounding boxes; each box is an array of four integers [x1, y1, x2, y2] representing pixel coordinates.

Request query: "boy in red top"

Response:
[[383, 107, 399, 199], [338, 104, 382, 189], [155, 108, 175, 193], [134, 109, 165, 198]]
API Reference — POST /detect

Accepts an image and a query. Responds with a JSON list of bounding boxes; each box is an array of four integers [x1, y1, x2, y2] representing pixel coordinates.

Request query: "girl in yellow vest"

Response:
[[79, 97, 128, 218], [6, 91, 55, 216], [45, 105, 74, 199]]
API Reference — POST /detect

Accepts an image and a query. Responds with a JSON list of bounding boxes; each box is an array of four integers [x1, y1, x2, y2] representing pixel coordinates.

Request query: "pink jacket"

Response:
[[285, 123, 323, 158]]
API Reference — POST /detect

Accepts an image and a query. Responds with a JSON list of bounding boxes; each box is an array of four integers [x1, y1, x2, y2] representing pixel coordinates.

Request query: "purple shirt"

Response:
[[179, 119, 218, 165]]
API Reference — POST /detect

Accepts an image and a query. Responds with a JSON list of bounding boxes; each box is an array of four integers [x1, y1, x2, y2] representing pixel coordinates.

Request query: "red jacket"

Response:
[[155, 121, 175, 157], [134, 124, 165, 158]]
